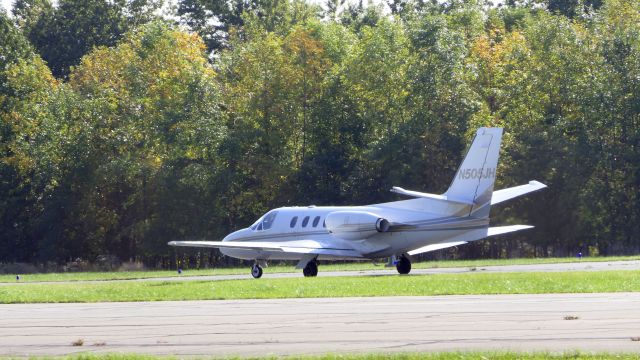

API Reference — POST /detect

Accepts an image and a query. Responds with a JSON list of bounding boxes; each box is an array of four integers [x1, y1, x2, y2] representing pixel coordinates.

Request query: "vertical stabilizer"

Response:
[[445, 127, 503, 218]]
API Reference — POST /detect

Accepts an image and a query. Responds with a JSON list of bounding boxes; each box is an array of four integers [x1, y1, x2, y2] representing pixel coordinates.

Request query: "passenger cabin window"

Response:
[[312, 216, 320, 227], [290, 216, 298, 228], [251, 211, 278, 231], [301, 216, 310, 227]]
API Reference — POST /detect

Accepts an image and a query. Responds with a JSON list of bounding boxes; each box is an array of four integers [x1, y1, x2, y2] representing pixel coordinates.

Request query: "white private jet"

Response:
[[169, 127, 546, 278]]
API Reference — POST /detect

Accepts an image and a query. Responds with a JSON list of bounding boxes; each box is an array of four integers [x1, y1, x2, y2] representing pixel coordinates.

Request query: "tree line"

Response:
[[1, 0, 639, 268]]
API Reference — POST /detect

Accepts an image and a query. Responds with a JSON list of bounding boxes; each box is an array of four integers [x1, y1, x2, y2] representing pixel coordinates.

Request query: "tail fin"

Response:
[[445, 127, 503, 218]]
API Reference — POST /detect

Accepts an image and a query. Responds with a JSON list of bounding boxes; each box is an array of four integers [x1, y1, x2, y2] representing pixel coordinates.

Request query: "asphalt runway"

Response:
[[3, 260, 640, 285], [1, 293, 639, 356]]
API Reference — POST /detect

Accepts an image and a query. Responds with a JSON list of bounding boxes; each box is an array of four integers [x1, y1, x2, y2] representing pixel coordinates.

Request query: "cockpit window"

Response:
[[250, 220, 260, 231], [261, 211, 277, 230], [251, 211, 278, 231]]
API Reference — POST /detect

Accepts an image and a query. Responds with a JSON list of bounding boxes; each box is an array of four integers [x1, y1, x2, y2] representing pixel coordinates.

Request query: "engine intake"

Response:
[[376, 218, 390, 232], [325, 211, 391, 240]]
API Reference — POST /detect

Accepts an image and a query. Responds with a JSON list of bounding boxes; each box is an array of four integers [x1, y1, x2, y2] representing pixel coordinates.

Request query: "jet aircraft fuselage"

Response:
[[220, 203, 487, 261], [169, 127, 546, 278]]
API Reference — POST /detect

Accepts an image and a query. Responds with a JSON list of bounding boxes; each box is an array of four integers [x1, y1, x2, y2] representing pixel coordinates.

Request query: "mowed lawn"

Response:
[[25, 352, 640, 360], [1, 270, 638, 304], [1, 255, 639, 283]]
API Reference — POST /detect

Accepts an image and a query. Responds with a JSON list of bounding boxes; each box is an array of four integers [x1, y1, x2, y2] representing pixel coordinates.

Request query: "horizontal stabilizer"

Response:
[[391, 187, 474, 205], [487, 225, 533, 237], [168, 240, 363, 258], [407, 241, 468, 256], [491, 181, 546, 205]]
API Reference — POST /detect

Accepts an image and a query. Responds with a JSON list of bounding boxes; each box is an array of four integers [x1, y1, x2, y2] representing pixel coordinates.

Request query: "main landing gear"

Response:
[[396, 254, 411, 275], [303, 260, 318, 277], [251, 263, 263, 279], [250, 259, 318, 279]]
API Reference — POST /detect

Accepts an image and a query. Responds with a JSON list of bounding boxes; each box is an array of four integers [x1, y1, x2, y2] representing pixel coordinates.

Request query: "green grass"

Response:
[[5, 352, 640, 360], [1, 270, 639, 304], [1, 255, 638, 283]]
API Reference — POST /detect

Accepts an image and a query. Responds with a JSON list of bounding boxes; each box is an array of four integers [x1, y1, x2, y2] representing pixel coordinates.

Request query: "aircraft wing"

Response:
[[491, 180, 546, 205], [407, 241, 467, 256], [406, 225, 533, 255], [487, 225, 533, 236], [168, 240, 363, 258]]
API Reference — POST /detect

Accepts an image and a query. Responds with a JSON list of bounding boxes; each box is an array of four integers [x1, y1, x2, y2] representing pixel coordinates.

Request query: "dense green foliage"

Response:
[[1, 0, 639, 267], [11, 0, 164, 78]]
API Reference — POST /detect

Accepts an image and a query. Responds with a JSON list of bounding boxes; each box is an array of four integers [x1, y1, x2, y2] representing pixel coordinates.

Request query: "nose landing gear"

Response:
[[396, 254, 411, 275], [251, 263, 263, 278]]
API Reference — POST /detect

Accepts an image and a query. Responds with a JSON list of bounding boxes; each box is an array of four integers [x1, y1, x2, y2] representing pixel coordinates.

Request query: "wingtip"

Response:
[[168, 241, 177, 246], [529, 180, 547, 188], [513, 224, 534, 230]]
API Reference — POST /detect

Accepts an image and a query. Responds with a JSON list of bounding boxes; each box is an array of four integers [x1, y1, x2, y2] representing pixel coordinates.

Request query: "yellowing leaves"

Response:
[[468, 26, 532, 123], [1, 56, 60, 174], [470, 28, 528, 81]]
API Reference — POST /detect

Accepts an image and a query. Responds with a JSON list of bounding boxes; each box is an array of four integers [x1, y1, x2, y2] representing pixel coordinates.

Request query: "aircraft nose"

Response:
[[222, 229, 248, 242]]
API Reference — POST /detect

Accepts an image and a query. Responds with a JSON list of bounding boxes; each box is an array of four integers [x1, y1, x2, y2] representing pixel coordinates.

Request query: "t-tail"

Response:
[[390, 127, 544, 218], [444, 127, 503, 218]]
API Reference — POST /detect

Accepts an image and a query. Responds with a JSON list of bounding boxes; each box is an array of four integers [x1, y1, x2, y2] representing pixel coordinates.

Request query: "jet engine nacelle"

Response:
[[325, 211, 390, 240]]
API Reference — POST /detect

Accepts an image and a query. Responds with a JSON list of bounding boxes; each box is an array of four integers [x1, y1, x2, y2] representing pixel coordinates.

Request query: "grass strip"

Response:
[[1, 255, 638, 283], [4, 352, 640, 360], [1, 270, 638, 304]]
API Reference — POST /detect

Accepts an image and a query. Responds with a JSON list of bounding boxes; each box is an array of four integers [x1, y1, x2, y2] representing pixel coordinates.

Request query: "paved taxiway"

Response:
[[3, 260, 640, 285], [1, 293, 639, 356]]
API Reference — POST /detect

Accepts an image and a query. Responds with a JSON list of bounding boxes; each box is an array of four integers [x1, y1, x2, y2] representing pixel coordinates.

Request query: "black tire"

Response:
[[251, 264, 263, 279], [396, 256, 411, 275], [303, 260, 318, 277]]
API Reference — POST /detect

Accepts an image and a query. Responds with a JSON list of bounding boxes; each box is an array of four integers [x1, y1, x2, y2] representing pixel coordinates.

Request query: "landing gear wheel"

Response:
[[396, 255, 411, 275], [303, 260, 318, 277], [251, 264, 263, 279]]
